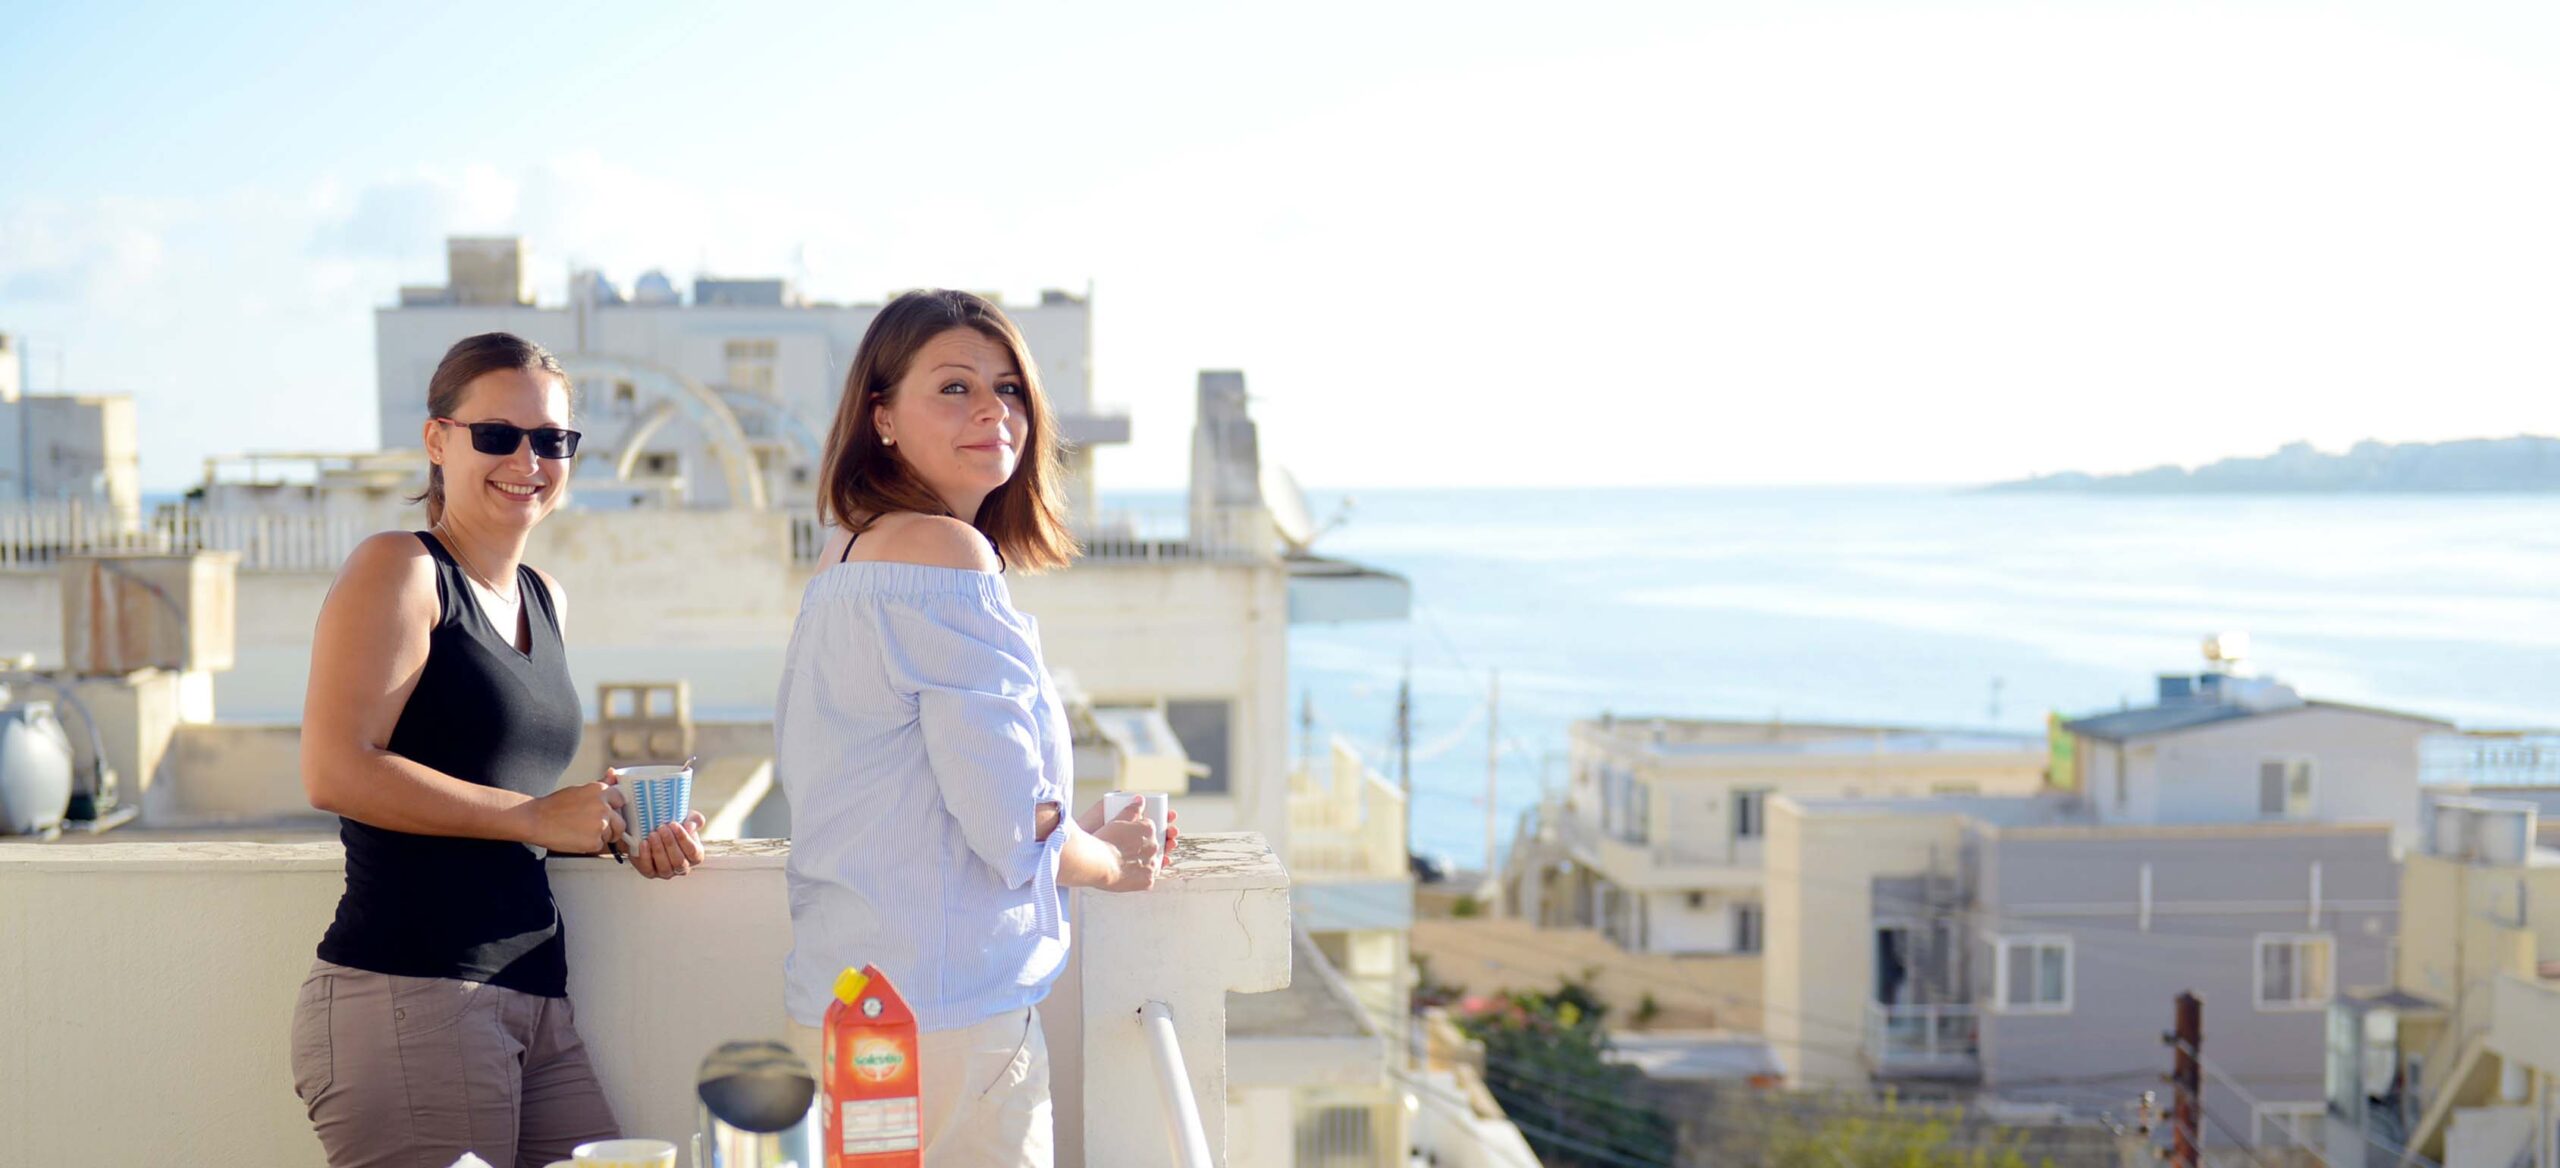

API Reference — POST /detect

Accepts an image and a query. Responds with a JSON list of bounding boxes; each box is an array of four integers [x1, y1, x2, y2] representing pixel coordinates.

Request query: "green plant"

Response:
[[1452, 977, 1676, 1167]]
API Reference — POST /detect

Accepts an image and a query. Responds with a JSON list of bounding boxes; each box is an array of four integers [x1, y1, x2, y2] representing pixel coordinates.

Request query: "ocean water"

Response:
[[1239, 487, 2560, 866]]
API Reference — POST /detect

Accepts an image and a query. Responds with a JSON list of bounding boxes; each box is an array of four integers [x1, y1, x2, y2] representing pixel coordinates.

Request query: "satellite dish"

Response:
[[1261, 461, 1318, 554]]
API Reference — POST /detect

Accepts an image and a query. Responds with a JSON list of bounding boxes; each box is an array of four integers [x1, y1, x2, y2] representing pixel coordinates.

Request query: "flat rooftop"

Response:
[[1788, 792, 2089, 827], [1581, 717, 2041, 760]]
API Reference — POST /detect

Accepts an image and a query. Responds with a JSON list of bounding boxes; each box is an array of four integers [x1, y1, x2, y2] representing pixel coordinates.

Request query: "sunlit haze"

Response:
[[8, 0, 2558, 490]]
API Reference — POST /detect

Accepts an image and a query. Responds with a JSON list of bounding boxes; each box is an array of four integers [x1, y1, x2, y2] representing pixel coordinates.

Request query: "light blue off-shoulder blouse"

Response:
[[774, 560, 1075, 1033]]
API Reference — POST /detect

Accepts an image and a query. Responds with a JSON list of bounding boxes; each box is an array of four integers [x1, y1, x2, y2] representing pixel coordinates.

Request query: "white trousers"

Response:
[[788, 1006, 1053, 1168]]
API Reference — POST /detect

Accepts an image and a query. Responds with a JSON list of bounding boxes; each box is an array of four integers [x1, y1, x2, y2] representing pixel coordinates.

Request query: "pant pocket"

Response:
[[387, 974, 479, 1039], [973, 1011, 1037, 1101], [289, 970, 334, 1105]]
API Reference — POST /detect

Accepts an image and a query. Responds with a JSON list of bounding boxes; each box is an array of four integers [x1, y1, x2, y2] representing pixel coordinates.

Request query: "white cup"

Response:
[[612, 764, 694, 850], [573, 1138, 677, 1168], [1101, 790, 1169, 868]]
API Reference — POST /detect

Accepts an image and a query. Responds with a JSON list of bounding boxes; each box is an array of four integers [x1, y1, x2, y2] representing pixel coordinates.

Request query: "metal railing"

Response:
[[9, 501, 1280, 575], [1864, 1002, 1979, 1071], [2422, 733, 2560, 787], [788, 508, 1274, 567], [1137, 1000, 1214, 1168], [0, 502, 374, 573]]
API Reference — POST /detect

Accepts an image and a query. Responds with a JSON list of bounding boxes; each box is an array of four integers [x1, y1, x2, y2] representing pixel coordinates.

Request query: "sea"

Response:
[[1213, 486, 2560, 867]]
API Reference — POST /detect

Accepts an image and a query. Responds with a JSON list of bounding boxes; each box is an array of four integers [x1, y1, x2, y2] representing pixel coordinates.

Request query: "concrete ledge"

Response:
[[0, 834, 1285, 1168], [0, 839, 796, 1167]]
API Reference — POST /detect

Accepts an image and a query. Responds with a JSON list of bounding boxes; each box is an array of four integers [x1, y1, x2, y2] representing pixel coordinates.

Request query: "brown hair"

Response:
[[817, 290, 1076, 572], [410, 332, 572, 525]]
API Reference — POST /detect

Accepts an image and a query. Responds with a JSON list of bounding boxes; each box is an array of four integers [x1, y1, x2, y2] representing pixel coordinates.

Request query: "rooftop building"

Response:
[[1759, 644, 2448, 1161], [375, 237, 1123, 519]]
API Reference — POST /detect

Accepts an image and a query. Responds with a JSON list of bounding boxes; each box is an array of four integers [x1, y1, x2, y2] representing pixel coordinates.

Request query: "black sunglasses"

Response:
[[435, 418, 583, 459]]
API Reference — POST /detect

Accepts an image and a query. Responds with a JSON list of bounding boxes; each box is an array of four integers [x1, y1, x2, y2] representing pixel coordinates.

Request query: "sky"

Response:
[[7, 0, 2560, 492]]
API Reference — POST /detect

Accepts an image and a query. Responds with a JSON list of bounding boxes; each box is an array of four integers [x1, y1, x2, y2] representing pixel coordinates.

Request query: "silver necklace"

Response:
[[433, 521, 518, 602]]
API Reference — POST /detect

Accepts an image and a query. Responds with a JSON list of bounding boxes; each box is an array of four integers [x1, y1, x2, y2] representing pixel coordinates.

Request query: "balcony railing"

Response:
[[1864, 1002, 1980, 1076], [0, 503, 1277, 576], [0, 502, 375, 573], [788, 509, 1275, 567], [2422, 733, 2560, 787], [1288, 738, 1407, 881]]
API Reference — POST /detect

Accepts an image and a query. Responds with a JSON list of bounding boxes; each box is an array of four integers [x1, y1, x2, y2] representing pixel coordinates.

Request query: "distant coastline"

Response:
[[1985, 436, 2560, 494]]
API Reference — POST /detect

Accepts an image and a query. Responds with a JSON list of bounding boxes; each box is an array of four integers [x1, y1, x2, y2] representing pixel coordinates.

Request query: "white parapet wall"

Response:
[[0, 832, 1291, 1168], [1048, 832, 1293, 1167]]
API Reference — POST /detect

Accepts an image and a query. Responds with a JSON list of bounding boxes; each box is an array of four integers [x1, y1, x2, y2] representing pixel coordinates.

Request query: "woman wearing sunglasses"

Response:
[[288, 332, 705, 1167], [775, 291, 1171, 1165]]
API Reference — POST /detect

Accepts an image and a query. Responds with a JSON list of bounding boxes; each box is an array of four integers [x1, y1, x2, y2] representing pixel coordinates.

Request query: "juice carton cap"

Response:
[[833, 967, 870, 1006]]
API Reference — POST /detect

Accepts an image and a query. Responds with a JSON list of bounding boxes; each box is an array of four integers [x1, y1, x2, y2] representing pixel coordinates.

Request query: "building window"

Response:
[[2259, 759, 2314, 819], [724, 338, 778, 395], [1734, 903, 1763, 954], [2256, 934, 2333, 1010], [1686, 891, 1706, 910], [1164, 699, 1232, 796], [2252, 1103, 2323, 1150], [1733, 788, 1770, 840], [1991, 935, 2072, 1014]]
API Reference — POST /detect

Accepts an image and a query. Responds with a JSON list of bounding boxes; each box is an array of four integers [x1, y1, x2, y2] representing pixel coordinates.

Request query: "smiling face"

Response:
[[423, 366, 573, 531], [871, 326, 1032, 513]]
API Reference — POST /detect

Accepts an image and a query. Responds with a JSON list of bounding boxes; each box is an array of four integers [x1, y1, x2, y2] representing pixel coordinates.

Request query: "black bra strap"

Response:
[[834, 521, 1002, 572]]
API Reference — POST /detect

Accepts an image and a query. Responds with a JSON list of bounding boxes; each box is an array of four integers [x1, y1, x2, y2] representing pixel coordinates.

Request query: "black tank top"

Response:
[[316, 531, 583, 996]]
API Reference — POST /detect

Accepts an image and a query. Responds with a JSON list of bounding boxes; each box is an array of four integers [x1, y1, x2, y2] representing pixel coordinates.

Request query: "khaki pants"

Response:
[[787, 1007, 1053, 1167], [290, 959, 618, 1168]]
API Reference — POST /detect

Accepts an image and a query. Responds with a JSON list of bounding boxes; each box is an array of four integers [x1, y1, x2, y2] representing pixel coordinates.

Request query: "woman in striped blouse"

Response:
[[775, 289, 1168, 1167]]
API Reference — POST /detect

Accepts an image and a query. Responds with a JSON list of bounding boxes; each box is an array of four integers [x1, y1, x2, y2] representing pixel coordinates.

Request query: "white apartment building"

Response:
[[374, 237, 1127, 519], [0, 332, 141, 525], [1512, 716, 2048, 957]]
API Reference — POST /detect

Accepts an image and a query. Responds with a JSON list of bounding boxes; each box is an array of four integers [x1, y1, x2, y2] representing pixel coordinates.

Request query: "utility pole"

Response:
[[1395, 659, 1413, 865], [1485, 668, 1501, 911], [2165, 992, 2202, 1168], [1298, 688, 1314, 775]]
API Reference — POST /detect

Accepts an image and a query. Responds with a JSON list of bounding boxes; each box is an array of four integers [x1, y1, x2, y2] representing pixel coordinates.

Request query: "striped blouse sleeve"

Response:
[[872, 591, 1071, 904]]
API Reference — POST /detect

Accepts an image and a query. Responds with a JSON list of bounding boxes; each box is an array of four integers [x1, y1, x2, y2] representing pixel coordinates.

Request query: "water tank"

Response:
[[0, 701, 75, 836]]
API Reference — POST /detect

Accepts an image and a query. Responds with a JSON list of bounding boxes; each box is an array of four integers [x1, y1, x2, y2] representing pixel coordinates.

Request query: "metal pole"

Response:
[[2169, 991, 2202, 1168], [1486, 668, 1500, 900], [1137, 1001, 1215, 1168], [1298, 688, 1313, 776], [1396, 659, 1412, 861]]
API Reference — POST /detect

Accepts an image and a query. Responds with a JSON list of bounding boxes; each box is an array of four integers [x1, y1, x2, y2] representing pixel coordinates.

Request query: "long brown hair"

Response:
[[410, 333, 572, 525], [817, 290, 1076, 572]]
